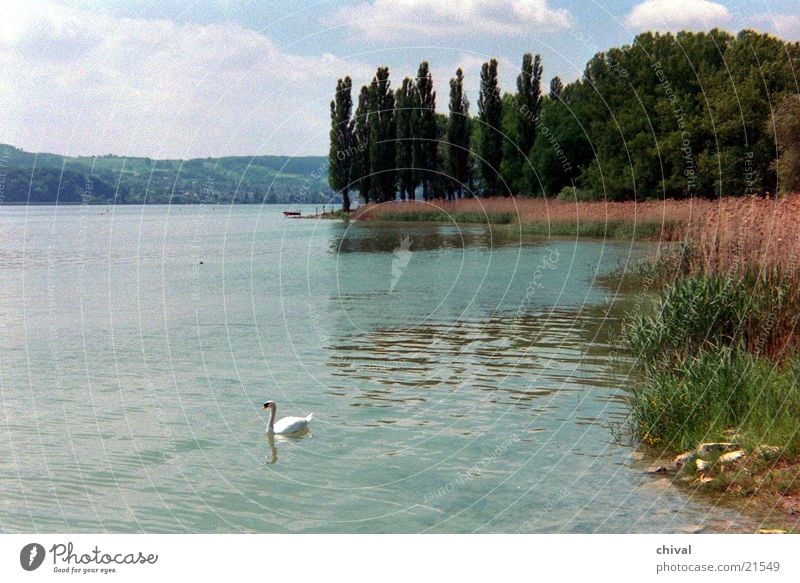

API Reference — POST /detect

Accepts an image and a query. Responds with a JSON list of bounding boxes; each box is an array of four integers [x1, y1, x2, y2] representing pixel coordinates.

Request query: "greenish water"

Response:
[[0, 205, 759, 533]]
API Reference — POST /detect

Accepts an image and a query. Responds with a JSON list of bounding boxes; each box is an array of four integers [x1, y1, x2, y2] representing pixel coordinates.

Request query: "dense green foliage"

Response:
[[503, 53, 543, 194], [549, 77, 563, 100], [353, 86, 373, 203], [770, 95, 800, 194], [334, 29, 800, 203], [527, 82, 591, 197], [428, 113, 450, 200], [536, 30, 799, 199], [0, 166, 120, 203], [0, 144, 332, 204]]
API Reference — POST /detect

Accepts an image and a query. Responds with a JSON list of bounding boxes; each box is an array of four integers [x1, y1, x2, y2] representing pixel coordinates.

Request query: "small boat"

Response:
[[283, 210, 301, 218]]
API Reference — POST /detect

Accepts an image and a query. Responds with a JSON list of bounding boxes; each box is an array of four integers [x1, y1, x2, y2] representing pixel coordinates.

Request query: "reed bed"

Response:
[[353, 197, 704, 240], [627, 271, 800, 366], [626, 269, 800, 450], [624, 194, 800, 479], [354, 194, 800, 255], [688, 194, 800, 274]]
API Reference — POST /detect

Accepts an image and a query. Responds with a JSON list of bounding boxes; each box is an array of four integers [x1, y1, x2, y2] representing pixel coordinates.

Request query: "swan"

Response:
[[262, 401, 313, 434]]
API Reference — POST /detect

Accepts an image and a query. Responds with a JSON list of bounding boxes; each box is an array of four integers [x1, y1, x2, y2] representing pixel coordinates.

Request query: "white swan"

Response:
[[262, 401, 313, 434]]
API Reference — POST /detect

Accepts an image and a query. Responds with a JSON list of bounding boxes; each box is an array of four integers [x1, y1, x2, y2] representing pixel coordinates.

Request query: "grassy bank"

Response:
[[623, 194, 800, 525]]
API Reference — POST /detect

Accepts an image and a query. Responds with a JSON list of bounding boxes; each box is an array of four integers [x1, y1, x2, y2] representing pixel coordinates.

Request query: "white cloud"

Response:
[[428, 54, 518, 109], [754, 14, 800, 41], [333, 0, 572, 41], [625, 0, 731, 32], [0, 0, 370, 157]]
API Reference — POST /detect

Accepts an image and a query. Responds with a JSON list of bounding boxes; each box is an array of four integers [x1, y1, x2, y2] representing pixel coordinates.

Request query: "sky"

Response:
[[0, 0, 798, 158]]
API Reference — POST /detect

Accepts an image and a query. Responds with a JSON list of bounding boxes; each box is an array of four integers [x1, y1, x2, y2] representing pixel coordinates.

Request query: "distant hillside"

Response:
[[0, 144, 335, 204]]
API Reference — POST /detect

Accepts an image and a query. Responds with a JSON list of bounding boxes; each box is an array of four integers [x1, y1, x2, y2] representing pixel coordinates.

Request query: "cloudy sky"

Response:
[[1, 0, 798, 158]]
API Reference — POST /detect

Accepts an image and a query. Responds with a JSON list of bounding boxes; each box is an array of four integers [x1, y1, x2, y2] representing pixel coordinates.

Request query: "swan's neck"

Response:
[[266, 405, 276, 433]]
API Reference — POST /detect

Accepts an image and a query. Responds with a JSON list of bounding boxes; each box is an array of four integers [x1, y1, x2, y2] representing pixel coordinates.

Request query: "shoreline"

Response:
[[640, 444, 800, 533], [318, 195, 784, 242], [619, 195, 800, 533]]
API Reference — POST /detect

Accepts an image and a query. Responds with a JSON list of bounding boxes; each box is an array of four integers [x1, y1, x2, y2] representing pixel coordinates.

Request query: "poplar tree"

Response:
[[500, 53, 543, 194], [412, 61, 437, 201], [516, 53, 543, 160], [395, 77, 418, 200], [549, 76, 563, 100], [446, 68, 470, 199], [352, 85, 372, 203], [478, 58, 503, 196], [368, 67, 396, 202], [328, 76, 354, 212]]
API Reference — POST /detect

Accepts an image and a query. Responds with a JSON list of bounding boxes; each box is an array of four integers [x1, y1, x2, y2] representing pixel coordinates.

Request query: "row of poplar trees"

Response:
[[330, 31, 800, 210], [328, 57, 547, 211]]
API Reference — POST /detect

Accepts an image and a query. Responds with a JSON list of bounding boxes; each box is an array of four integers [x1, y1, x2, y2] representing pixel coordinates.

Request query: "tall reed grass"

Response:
[[353, 197, 696, 240], [689, 194, 800, 273], [354, 194, 800, 251], [625, 196, 800, 458], [627, 270, 800, 367]]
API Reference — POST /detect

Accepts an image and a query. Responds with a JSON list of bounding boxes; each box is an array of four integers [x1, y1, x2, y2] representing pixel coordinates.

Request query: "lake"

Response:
[[0, 204, 760, 533]]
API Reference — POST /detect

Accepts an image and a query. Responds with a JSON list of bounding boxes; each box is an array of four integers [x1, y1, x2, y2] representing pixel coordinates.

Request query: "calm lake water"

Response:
[[0, 204, 761, 533]]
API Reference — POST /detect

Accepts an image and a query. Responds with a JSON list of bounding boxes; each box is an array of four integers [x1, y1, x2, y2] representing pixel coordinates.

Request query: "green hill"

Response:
[[0, 144, 334, 204]]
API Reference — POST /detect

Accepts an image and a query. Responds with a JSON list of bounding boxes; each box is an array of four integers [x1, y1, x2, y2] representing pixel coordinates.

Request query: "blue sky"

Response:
[[1, 0, 798, 158]]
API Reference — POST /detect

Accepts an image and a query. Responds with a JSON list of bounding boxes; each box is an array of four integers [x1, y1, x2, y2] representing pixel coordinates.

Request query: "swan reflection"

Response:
[[264, 428, 312, 465]]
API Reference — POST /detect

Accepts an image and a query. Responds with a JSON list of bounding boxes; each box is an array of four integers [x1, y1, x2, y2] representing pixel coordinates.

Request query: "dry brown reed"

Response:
[[355, 194, 800, 274], [355, 196, 696, 227], [689, 193, 800, 274], [354, 196, 708, 240]]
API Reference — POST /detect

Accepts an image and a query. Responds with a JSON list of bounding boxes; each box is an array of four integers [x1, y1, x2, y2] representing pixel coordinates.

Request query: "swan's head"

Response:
[[262, 401, 275, 410]]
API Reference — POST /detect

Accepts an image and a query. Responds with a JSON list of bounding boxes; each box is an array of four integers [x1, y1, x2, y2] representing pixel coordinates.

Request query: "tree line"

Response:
[[329, 29, 800, 210]]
